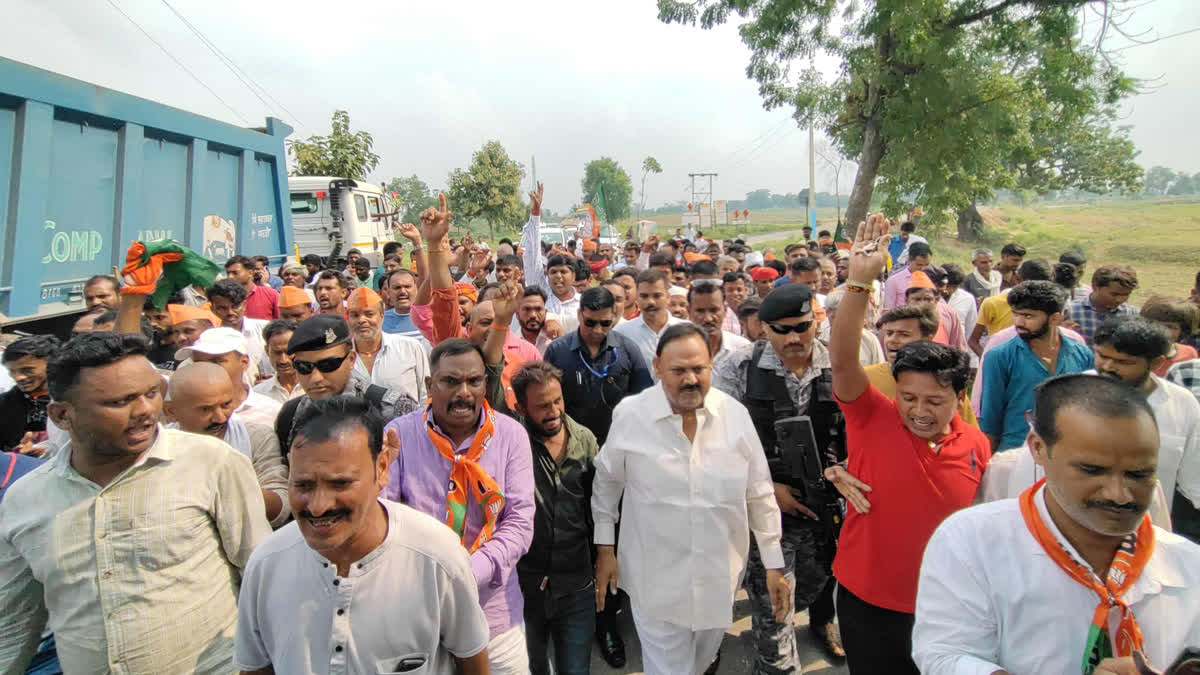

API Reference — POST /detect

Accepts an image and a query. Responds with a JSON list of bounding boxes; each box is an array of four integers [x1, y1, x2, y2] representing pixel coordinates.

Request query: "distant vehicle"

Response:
[[288, 177, 398, 267], [539, 225, 567, 248]]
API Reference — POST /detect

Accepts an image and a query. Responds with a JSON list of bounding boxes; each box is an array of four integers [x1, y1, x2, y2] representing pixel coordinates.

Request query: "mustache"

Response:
[[679, 384, 702, 393], [205, 422, 228, 434], [1086, 500, 1141, 513], [448, 399, 475, 409], [298, 509, 351, 520]]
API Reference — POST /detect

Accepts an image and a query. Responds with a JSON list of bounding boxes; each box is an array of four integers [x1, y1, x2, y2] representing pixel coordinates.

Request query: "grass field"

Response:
[[740, 199, 1200, 304]]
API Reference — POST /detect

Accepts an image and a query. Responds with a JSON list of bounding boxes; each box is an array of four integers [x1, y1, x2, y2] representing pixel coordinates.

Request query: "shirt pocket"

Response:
[[131, 505, 213, 572], [376, 651, 430, 674]]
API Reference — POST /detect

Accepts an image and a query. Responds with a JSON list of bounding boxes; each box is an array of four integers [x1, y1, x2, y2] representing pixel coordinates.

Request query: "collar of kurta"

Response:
[[1028, 485, 1188, 602], [645, 382, 720, 421]]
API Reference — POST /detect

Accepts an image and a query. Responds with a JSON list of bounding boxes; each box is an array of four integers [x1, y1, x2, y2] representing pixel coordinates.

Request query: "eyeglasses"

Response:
[[765, 320, 814, 335], [293, 352, 350, 375], [583, 318, 614, 329]]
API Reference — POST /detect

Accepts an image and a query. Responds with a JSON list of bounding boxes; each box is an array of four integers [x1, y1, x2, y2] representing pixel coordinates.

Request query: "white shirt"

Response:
[[976, 445, 1173, 527], [895, 234, 928, 265], [592, 384, 784, 630], [352, 332, 429, 403], [237, 387, 283, 431], [240, 317, 273, 377], [713, 331, 751, 373], [948, 288, 980, 366], [519, 213, 581, 333], [913, 487, 1200, 675], [612, 313, 685, 379], [253, 375, 305, 404], [1146, 373, 1200, 509], [235, 500, 490, 675]]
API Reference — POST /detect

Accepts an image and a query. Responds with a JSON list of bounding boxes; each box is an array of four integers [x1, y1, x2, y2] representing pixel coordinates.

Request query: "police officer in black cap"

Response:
[[712, 281, 847, 672], [274, 313, 419, 450]]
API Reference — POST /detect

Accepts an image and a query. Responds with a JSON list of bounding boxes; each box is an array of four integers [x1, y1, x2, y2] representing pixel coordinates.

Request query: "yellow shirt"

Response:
[[0, 426, 270, 673], [976, 290, 1013, 336], [864, 362, 979, 427]]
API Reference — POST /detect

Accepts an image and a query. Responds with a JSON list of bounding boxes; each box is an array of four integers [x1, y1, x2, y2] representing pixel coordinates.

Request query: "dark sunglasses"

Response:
[[293, 352, 350, 375], [584, 318, 614, 329], [765, 320, 814, 335]]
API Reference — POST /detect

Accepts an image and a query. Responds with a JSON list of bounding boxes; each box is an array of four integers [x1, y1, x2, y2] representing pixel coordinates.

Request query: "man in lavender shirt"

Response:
[[383, 338, 535, 675]]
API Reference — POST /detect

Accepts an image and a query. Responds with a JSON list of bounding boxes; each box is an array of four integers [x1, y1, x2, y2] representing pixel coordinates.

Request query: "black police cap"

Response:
[[286, 313, 351, 355], [757, 282, 813, 322]]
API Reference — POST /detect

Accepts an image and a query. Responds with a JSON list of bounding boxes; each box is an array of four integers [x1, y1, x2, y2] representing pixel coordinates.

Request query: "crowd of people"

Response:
[[1, 185, 1199, 675]]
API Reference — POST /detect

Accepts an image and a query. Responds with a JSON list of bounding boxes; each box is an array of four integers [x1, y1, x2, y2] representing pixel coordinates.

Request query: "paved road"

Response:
[[745, 228, 806, 246], [586, 589, 850, 674]]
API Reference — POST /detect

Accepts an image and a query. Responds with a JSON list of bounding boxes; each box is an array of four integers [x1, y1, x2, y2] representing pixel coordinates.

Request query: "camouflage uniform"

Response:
[[713, 339, 845, 675]]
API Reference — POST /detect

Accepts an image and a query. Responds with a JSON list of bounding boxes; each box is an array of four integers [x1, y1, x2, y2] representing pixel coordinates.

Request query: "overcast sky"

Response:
[[3, 0, 1197, 212]]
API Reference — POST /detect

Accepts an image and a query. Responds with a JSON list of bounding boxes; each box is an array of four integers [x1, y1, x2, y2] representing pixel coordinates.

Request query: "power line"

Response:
[[1107, 25, 1200, 52], [159, 0, 310, 133], [105, 0, 250, 125]]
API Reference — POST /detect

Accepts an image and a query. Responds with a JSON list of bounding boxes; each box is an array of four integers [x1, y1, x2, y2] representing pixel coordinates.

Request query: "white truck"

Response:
[[288, 176, 398, 266]]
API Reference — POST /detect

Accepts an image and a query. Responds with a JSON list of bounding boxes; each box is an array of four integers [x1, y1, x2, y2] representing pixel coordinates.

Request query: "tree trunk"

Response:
[[844, 121, 883, 231], [956, 202, 985, 242]]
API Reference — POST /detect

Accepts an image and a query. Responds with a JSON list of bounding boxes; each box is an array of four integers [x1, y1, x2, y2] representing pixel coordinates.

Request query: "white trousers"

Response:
[[487, 623, 530, 675], [632, 608, 725, 675]]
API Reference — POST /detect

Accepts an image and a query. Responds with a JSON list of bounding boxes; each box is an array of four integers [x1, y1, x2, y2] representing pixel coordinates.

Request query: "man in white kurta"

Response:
[[591, 325, 786, 675], [913, 374, 1200, 674]]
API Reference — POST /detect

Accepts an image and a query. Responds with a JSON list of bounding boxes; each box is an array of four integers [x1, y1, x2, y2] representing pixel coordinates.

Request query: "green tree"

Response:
[[581, 158, 633, 221], [446, 141, 526, 240], [287, 110, 379, 180], [1167, 173, 1195, 196], [958, 113, 1144, 240], [385, 175, 438, 224], [659, 0, 1138, 229], [1143, 166, 1176, 195], [638, 156, 663, 219]]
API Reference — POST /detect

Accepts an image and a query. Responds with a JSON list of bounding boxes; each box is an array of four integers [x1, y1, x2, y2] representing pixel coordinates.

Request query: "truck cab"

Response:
[[288, 177, 396, 266]]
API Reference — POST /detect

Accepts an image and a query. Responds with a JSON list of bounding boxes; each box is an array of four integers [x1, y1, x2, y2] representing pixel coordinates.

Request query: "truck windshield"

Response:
[[290, 193, 318, 214]]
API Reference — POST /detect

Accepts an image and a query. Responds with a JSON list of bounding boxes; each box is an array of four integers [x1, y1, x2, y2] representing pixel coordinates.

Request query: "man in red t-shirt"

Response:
[[827, 214, 991, 674], [225, 255, 279, 320]]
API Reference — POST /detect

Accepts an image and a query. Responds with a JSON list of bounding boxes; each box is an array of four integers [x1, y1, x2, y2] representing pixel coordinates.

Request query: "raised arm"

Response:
[[420, 195, 464, 345], [521, 182, 548, 293], [830, 215, 891, 403]]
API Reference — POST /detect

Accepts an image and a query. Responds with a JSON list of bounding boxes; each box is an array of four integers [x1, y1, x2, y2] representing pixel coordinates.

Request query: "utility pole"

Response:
[[808, 125, 816, 234], [688, 172, 718, 235], [531, 155, 537, 191]]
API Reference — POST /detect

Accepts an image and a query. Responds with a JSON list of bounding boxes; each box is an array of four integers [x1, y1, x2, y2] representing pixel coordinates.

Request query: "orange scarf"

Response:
[[1019, 480, 1153, 673], [424, 400, 504, 553]]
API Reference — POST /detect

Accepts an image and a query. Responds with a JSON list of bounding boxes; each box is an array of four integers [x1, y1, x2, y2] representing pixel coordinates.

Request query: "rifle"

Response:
[[775, 415, 842, 536]]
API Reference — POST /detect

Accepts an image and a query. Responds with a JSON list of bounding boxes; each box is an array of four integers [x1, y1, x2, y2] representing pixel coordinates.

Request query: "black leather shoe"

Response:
[[703, 644, 722, 675], [596, 626, 626, 668]]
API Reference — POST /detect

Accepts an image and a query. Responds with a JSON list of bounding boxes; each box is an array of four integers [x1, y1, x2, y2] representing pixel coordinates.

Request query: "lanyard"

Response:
[[579, 347, 619, 380]]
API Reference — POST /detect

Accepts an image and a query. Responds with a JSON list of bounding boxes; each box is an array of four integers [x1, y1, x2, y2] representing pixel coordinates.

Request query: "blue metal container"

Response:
[[0, 56, 293, 326]]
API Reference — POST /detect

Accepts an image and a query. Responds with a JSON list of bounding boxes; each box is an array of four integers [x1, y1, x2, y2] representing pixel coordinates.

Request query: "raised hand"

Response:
[[419, 193, 452, 245], [490, 280, 522, 326], [529, 182, 544, 216], [642, 234, 660, 253], [846, 213, 890, 284], [396, 222, 421, 245]]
